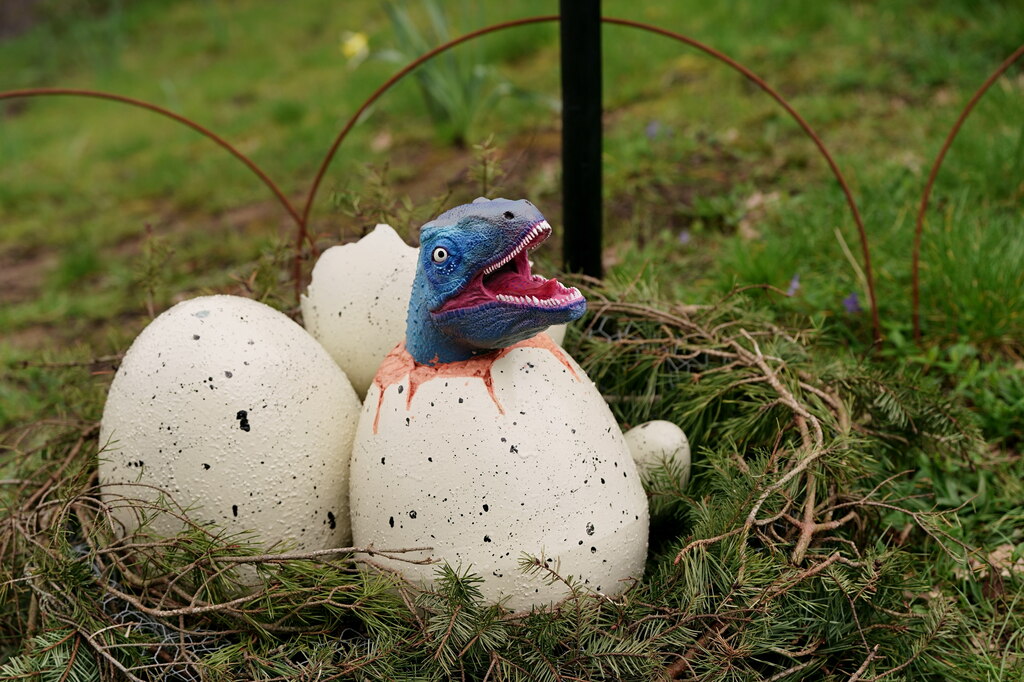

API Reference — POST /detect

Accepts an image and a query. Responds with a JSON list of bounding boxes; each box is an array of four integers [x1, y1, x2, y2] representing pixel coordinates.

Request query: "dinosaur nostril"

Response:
[[503, 211, 514, 220]]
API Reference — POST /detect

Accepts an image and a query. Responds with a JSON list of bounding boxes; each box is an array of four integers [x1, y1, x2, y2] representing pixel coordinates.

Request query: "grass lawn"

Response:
[[1, 0, 1022, 679]]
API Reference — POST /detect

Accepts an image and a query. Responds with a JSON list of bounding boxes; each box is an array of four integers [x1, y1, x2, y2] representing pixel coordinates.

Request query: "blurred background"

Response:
[[1, 0, 1022, 422]]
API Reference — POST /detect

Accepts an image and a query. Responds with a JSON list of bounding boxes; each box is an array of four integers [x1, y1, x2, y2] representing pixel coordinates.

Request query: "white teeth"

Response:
[[494, 287, 582, 307], [481, 220, 553, 274]]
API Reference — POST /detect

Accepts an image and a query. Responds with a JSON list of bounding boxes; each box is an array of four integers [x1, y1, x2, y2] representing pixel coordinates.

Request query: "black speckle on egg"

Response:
[[509, 445, 518, 454], [458, 398, 463, 404], [236, 410, 247, 420], [591, 546, 597, 553], [586, 522, 595, 536], [232, 505, 238, 517], [202, 463, 210, 470], [482, 504, 489, 512], [225, 371, 233, 378], [327, 511, 336, 530], [398, 385, 404, 394], [389, 516, 395, 528], [381, 457, 386, 465], [193, 334, 200, 340], [409, 510, 417, 519], [483, 535, 491, 542]]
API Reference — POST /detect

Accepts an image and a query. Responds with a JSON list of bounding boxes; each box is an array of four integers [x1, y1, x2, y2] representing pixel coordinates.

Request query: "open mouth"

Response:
[[433, 220, 584, 315]]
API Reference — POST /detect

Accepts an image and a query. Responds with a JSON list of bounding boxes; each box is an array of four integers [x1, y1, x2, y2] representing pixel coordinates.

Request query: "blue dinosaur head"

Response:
[[405, 198, 586, 364]]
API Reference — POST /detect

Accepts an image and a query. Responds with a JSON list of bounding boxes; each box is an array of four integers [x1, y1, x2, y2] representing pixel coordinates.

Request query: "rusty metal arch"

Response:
[[911, 44, 1024, 341], [1, 15, 881, 341], [0, 88, 302, 226], [304, 15, 882, 341]]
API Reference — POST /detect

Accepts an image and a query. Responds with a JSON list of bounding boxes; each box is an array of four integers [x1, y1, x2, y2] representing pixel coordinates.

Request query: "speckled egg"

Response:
[[624, 420, 691, 490], [349, 333, 649, 611], [301, 224, 418, 398], [98, 295, 361, 551]]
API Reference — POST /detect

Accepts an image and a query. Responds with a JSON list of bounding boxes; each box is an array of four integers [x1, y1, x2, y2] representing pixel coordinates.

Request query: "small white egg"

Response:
[[624, 420, 691, 490], [349, 333, 649, 611], [301, 224, 418, 398], [98, 295, 360, 552]]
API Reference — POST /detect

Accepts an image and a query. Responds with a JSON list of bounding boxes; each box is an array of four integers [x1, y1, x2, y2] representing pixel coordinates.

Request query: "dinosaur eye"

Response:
[[431, 247, 449, 263], [503, 211, 514, 220]]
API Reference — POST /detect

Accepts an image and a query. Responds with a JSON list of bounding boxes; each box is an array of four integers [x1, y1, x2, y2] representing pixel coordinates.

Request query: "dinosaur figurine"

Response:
[[402, 198, 586, 364], [348, 198, 652, 611]]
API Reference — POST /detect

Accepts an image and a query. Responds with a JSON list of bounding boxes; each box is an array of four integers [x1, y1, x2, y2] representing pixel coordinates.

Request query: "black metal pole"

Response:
[[559, 0, 603, 278]]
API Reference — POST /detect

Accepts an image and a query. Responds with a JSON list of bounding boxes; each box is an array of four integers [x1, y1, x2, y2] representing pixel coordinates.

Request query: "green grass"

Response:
[[1, 0, 1023, 678], [2, 1, 1022, 354]]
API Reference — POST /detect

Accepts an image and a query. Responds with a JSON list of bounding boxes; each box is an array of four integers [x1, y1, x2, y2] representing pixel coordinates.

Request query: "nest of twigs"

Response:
[[1, 276, 1012, 681]]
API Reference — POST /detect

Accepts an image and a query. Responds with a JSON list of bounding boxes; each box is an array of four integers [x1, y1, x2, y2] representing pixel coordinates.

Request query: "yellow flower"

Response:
[[340, 31, 369, 65]]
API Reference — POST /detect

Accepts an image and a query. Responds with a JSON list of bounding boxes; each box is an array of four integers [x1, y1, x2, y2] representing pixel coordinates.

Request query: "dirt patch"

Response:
[[0, 196, 292, 357], [0, 248, 54, 307], [0, 0, 41, 40], [2, 127, 577, 357]]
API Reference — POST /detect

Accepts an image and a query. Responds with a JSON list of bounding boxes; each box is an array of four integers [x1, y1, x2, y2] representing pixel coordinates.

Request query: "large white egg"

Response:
[[99, 295, 361, 551], [301, 224, 418, 398], [349, 333, 649, 612]]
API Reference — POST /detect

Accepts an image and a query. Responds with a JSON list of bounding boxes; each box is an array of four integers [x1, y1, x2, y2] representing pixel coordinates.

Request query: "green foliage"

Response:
[[468, 134, 507, 198], [132, 223, 175, 318], [380, 0, 541, 147], [2, 0, 1023, 677], [884, 336, 1024, 448], [0, 630, 100, 682], [331, 163, 439, 242], [51, 235, 103, 290], [5, 269, 1020, 680]]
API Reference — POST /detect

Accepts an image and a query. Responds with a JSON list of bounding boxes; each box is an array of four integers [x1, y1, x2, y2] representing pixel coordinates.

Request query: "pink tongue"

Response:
[[487, 270, 562, 297]]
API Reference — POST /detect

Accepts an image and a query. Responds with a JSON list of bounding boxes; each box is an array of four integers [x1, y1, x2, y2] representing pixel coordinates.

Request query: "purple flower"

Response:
[[843, 292, 862, 313], [786, 273, 800, 296], [677, 230, 691, 245], [645, 120, 662, 140]]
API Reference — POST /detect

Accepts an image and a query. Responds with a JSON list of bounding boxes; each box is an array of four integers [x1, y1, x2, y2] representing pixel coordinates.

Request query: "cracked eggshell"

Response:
[[99, 295, 360, 552], [349, 334, 649, 612], [546, 323, 567, 347], [624, 420, 691, 490], [301, 224, 418, 398]]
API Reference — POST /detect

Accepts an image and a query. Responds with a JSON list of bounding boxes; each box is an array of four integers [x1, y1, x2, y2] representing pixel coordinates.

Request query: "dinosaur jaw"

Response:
[[432, 220, 583, 317]]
